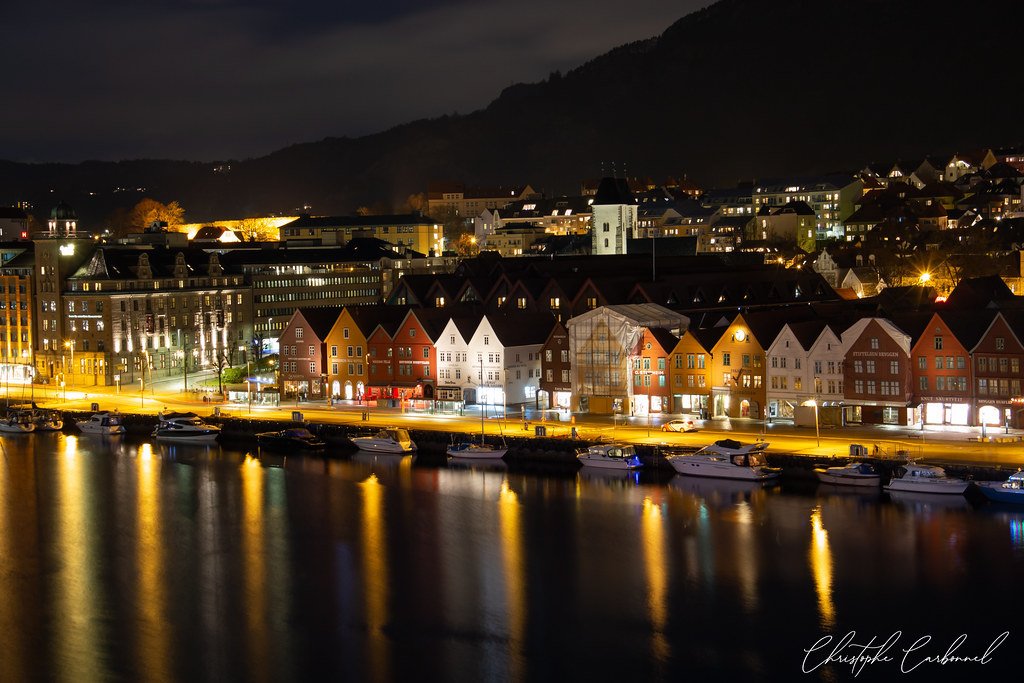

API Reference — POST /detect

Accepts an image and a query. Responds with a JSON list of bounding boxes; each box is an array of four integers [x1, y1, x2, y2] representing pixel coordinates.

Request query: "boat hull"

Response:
[[976, 482, 1024, 504], [154, 431, 221, 443], [884, 480, 968, 495], [668, 457, 779, 481], [447, 444, 508, 459], [351, 439, 415, 454], [815, 470, 881, 487], [76, 424, 125, 435], [577, 455, 641, 470], [0, 423, 35, 434]]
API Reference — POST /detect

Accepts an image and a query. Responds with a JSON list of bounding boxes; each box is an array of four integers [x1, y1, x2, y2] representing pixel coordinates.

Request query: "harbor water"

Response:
[[0, 433, 1021, 681]]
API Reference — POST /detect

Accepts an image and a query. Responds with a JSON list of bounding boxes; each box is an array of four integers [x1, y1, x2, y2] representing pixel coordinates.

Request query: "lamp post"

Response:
[[139, 377, 144, 408], [176, 349, 188, 391], [64, 340, 75, 388]]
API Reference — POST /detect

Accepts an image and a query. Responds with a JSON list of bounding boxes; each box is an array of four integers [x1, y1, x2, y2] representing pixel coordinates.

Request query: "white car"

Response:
[[661, 416, 700, 432]]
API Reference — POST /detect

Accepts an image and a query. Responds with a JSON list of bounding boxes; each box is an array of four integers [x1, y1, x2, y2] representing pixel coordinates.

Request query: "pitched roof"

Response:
[[485, 311, 558, 347], [593, 177, 637, 206], [945, 275, 1015, 309], [648, 327, 680, 354], [295, 307, 345, 339]]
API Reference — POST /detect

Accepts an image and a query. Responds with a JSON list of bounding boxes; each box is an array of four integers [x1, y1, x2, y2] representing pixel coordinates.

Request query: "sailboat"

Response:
[[447, 371, 508, 460]]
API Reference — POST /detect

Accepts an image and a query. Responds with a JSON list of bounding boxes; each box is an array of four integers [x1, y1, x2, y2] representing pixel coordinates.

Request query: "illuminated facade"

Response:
[[35, 239, 252, 388], [279, 214, 443, 256]]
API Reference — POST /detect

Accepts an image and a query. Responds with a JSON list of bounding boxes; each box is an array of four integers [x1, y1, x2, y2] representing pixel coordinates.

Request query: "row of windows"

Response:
[[978, 378, 1023, 396], [329, 345, 364, 358], [852, 380, 901, 395], [256, 289, 378, 303], [255, 276, 378, 289]]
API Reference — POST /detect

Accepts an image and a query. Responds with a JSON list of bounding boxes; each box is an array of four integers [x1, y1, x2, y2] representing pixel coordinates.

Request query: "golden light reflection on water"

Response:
[[136, 442, 171, 682], [241, 454, 269, 681], [641, 497, 670, 665], [498, 478, 526, 680], [360, 473, 391, 682], [56, 436, 101, 683], [734, 500, 758, 612], [809, 507, 835, 629], [0, 441, 27, 682]]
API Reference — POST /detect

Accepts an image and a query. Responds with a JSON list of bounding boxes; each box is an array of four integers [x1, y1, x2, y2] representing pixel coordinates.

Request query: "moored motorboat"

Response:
[[884, 462, 968, 495], [351, 427, 417, 454], [815, 462, 881, 487], [976, 469, 1024, 504], [576, 443, 642, 470], [256, 427, 326, 451], [666, 439, 779, 481], [76, 412, 125, 435], [152, 412, 221, 443]]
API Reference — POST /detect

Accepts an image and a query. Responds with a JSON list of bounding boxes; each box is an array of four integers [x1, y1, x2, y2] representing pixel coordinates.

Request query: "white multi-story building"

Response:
[[434, 316, 478, 403], [766, 320, 846, 421], [752, 176, 863, 241], [466, 312, 555, 408]]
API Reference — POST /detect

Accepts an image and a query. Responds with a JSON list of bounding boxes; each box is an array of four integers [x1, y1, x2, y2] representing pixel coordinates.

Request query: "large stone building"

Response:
[[279, 214, 444, 255]]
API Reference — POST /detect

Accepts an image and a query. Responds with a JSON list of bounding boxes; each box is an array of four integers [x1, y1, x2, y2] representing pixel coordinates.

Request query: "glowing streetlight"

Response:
[[918, 272, 932, 284]]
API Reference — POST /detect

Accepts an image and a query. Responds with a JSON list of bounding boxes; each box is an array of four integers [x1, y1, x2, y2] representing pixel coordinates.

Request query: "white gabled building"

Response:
[[465, 311, 557, 409], [766, 320, 846, 423], [434, 315, 479, 404]]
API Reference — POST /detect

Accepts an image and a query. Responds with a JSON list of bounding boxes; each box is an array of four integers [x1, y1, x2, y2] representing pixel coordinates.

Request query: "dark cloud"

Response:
[[2, 0, 706, 162]]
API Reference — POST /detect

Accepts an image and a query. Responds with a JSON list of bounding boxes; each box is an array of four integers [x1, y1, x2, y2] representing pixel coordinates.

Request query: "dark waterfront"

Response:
[[1, 433, 1021, 682]]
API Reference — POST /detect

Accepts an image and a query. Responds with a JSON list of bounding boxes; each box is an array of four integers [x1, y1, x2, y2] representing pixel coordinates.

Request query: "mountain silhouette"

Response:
[[3, 0, 1022, 226]]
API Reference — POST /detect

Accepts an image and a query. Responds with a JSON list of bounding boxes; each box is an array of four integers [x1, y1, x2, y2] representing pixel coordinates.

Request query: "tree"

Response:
[[235, 217, 278, 242], [131, 198, 185, 231], [403, 192, 427, 213], [453, 232, 480, 256], [213, 349, 233, 396]]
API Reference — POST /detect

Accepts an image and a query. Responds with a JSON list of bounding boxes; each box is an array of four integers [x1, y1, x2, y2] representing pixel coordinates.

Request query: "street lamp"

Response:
[[139, 377, 144, 408], [64, 340, 75, 388], [176, 349, 187, 391]]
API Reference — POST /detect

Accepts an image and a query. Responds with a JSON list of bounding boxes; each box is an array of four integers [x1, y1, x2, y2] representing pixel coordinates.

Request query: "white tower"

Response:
[[591, 177, 636, 255]]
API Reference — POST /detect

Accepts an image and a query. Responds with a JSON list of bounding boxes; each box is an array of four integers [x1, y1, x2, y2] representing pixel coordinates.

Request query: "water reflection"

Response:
[[498, 479, 526, 680], [641, 497, 670, 666], [55, 434, 103, 683], [136, 442, 171, 682], [360, 473, 391, 682], [241, 455, 269, 681], [1, 436, 1024, 680], [809, 506, 835, 629]]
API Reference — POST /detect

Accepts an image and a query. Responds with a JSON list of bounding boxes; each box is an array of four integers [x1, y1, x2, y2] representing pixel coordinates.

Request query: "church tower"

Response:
[[47, 201, 78, 238], [590, 177, 637, 255]]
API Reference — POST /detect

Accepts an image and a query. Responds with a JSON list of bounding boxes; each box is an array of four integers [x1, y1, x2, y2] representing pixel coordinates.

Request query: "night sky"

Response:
[[5, 0, 705, 163]]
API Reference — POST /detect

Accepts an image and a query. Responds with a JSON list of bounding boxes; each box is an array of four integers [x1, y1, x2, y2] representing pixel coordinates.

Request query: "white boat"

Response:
[[815, 462, 881, 487], [152, 412, 221, 443], [76, 412, 126, 435], [884, 462, 968, 495], [351, 427, 417, 453], [576, 443, 642, 470], [666, 439, 779, 481], [447, 440, 508, 459], [975, 469, 1024, 505], [0, 413, 35, 433]]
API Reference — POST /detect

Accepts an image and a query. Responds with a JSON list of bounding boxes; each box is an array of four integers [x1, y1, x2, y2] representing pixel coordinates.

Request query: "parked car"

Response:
[[662, 416, 700, 432]]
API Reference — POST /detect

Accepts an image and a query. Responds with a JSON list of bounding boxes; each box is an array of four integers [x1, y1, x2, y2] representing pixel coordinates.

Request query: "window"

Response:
[[934, 336, 943, 350], [308, 345, 314, 356], [545, 350, 552, 362], [918, 357, 926, 370], [309, 362, 316, 374], [331, 346, 338, 357], [996, 337, 1005, 350], [295, 327, 304, 340], [687, 354, 695, 369], [722, 352, 731, 366], [483, 335, 490, 345], [423, 348, 429, 359], [870, 337, 879, 350], [866, 360, 875, 374], [697, 354, 705, 369], [889, 360, 899, 374], [936, 376, 945, 391], [919, 376, 928, 391], [934, 356, 943, 370]]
